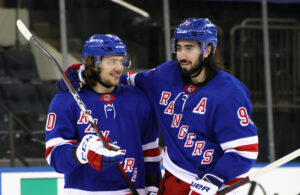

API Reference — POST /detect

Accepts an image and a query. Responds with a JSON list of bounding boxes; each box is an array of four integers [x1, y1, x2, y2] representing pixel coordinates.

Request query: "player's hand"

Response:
[[76, 134, 123, 171], [56, 64, 86, 92], [189, 173, 223, 195], [145, 186, 158, 195]]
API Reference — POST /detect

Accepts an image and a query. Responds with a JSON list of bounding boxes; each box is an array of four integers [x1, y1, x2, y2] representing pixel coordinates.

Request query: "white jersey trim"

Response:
[[220, 136, 258, 150], [78, 64, 86, 84], [63, 188, 145, 195], [144, 156, 162, 162], [46, 137, 76, 165], [127, 72, 136, 86], [142, 139, 159, 151], [46, 137, 75, 148], [46, 153, 51, 165], [162, 147, 197, 184], [224, 149, 258, 159]]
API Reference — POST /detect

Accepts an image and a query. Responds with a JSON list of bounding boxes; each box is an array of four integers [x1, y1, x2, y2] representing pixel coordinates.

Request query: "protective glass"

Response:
[[97, 55, 131, 69], [122, 54, 131, 69], [171, 38, 177, 53]]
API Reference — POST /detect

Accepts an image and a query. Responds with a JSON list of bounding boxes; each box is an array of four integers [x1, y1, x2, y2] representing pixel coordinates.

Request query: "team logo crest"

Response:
[[184, 84, 197, 94], [100, 94, 116, 104], [104, 95, 111, 101], [100, 94, 117, 119], [188, 86, 195, 92]]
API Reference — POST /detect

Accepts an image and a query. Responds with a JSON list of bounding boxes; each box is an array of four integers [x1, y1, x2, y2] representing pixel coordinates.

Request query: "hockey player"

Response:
[[45, 34, 161, 195], [57, 18, 258, 195]]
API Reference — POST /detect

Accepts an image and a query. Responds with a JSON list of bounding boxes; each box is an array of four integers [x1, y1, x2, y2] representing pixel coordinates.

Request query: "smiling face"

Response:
[[98, 55, 124, 87], [176, 40, 202, 76]]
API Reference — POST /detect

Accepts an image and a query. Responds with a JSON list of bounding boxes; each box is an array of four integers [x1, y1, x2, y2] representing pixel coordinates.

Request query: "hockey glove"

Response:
[[75, 134, 123, 171], [189, 173, 223, 195], [56, 64, 86, 92], [145, 186, 158, 195]]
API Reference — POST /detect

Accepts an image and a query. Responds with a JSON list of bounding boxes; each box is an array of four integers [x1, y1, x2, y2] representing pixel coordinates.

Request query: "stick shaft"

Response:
[[249, 148, 300, 180], [217, 178, 249, 195], [218, 148, 300, 194]]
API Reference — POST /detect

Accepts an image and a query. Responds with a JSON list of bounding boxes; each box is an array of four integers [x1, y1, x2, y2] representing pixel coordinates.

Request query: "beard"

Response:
[[180, 61, 201, 76], [97, 70, 115, 89], [98, 77, 115, 88], [89, 67, 115, 88], [178, 54, 205, 84], [179, 53, 204, 77]]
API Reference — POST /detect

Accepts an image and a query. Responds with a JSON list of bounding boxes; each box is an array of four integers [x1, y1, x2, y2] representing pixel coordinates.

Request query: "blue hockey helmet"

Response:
[[81, 34, 131, 68], [172, 18, 218, 54]]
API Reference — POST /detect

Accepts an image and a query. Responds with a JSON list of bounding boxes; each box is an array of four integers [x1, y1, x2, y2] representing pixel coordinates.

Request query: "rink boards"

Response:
[[0, 164, 300, 195]]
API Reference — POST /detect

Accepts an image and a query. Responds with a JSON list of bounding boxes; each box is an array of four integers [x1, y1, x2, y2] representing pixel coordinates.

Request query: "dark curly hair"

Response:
[[84, 56, 100, 87]]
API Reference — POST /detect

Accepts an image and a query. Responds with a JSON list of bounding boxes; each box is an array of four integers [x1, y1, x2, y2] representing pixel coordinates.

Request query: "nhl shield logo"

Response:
[[184, 84, 197, 94], [100, 94, 116, 104], [188, 86, 195, 93], [104, 95, 111, 101]]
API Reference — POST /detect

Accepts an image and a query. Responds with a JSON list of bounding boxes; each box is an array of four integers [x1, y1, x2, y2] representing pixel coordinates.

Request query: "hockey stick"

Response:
[[16, 19, 139, 195], [217, 148, 300, 195]]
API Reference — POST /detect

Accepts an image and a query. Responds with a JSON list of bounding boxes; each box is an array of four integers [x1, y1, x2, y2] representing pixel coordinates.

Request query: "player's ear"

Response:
[[203, 45, 213, 59]]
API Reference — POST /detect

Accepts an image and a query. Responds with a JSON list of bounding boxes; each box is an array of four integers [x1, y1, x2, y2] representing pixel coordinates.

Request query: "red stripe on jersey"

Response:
[[235, 143, 258, 152], [163, 146, 167, 153], [224, 177, 243, 186], [45, 140, 77, 158], [45, 146, 54, 158], [143, 147, 161, 157], [69, 140, 78, 145]]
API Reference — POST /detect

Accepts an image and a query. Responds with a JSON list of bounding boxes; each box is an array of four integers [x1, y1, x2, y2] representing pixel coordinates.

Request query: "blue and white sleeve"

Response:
[[45, 93, 80, 174], [209, 91, 258, 186]]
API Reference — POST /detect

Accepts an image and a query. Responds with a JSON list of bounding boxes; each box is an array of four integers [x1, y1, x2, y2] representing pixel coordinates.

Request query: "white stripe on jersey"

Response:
[[162, 147, 197, 184], [46, 137, 76, 148], [224, 149, 258, 159], [220, 136, 258, 160], [142, 138, 159, 151], [127, 72, 136, 86], [46, 137, 76, 164], [142, 139, 161, 162], [220, 136, 258, 150], [144, 156, 162, 162]]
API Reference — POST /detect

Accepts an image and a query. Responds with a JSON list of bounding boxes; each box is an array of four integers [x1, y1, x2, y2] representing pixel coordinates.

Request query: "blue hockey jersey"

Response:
[[126, 61, 258, 188], [45, 84, 161, 195]]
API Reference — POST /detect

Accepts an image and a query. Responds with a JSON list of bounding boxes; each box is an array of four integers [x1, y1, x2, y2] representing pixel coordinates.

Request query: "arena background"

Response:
[[0, 0, 299, 194]]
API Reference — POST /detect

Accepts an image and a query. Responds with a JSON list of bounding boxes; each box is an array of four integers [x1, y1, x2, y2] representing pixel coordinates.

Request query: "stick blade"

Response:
[[16, 19, 32, 41]]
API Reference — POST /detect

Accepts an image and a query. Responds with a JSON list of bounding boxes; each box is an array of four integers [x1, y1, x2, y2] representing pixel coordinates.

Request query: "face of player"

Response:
[[99, 56, 124, 87], [176, 40, 202, 76]]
